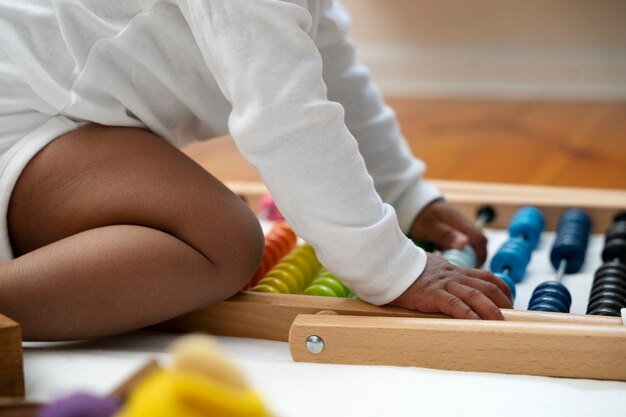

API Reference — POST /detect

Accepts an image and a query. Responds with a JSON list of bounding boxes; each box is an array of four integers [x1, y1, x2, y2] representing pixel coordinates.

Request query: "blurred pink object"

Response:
[[258, 193, 284, 221]]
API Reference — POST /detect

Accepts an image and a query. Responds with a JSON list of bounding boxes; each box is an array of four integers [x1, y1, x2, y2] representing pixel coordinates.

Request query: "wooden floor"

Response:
[[184, 99, 626, 190]]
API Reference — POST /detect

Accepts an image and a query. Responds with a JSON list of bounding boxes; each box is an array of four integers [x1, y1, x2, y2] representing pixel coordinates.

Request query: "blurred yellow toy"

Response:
[[115, 335, 272, 417]]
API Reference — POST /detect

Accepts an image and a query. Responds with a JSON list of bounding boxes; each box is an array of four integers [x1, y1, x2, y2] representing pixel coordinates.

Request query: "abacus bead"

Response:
[[528, 281, 572, 313], [443, 245, 477, 268], [594, 261, 626, 280], [588, 306, 622, 316], [602, 238, 626, 264], [319, 272, 352, 294], [490, 239, 532, 282], [588, 291, 626, 309], [281, 254, 315, 280], [528, 297, 568, 313], [494, 273, 516, 300], [308, 276, 349, 298], [508, 206, 545, 250], [256, 276, 292, 294], [587, 298, 625, 315], [265, 234, 291, 257], [251, 284, 281, 294], [593, 274, 626, 287], [592, 282, 626, 301], [550, 209, 592, 273], [606, 222, 626, 242], [271, 263, 307, 291], [528, 297, 569, 313], [304, 284, 338, 297], [264, 269, 300, 293], [262, 242, 281, 266]]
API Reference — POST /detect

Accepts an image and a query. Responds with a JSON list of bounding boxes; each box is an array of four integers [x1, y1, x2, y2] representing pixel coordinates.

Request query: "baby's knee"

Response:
[[207, 196, 264, 293], [229, 204, 265, 283]]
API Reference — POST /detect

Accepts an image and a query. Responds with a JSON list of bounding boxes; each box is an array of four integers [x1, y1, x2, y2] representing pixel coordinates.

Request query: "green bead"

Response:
[[304, 284, 338, 297], [310, 276, 349, 297]]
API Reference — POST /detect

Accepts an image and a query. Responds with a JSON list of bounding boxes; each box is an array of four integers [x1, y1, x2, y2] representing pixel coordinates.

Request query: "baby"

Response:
[[0, 0, 511, 340]]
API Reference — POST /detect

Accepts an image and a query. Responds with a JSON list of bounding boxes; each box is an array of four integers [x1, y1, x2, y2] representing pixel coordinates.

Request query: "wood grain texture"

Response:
[[183, 99, 626, 190], [155, 292, 622, 343], [289, 314, 626, 381], [0, 315, 24, 399], [389, 99, 626, 189]]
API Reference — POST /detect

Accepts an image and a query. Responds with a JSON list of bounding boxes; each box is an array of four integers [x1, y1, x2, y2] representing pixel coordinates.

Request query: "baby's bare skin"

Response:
[[1, 124, 510, 341], [2, 124, 264, 340]]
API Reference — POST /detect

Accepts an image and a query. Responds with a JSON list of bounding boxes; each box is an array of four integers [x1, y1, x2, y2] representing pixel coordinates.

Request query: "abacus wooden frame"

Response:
[[0, 314, 24, 400], [160, 180, 626, 381]]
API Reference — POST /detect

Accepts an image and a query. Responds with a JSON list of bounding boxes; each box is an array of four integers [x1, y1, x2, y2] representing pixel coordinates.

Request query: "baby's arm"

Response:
[[315, 2, 487, 263], [175, 0, 510, 317]]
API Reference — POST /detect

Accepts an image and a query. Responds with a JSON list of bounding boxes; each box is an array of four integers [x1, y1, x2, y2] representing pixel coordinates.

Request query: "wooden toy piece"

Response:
[[0, 402, 39, 417], [0, 314, 24, 400], [224, 180, 626, 233], [288, 313, 626, 381], [155, 292, 623, 342], [156, 292, 626, 380]]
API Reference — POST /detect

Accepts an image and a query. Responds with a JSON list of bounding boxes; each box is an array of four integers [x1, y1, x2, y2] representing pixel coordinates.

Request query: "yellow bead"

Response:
[[268, 263, 306, 290], [263, 269, 300, 293], [251, 283, 281, 294], [279, 254, 315, 279], [256, 277, 291, 294]]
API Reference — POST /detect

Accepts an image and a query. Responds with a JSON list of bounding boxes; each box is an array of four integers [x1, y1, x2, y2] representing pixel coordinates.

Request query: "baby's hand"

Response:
[[410, 199, 488, 266], [389, 253, 513, 319]]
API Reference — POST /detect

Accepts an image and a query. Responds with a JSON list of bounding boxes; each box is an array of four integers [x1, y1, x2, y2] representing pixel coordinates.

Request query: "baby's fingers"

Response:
[[445, 281, 505, 320], [428, 221, 469, 249], [460, 276, 512, 308], [466, 269, 513, 304], [431, 289, 480, 320]]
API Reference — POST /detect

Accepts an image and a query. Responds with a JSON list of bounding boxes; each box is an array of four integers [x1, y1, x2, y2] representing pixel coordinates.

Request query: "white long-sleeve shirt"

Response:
[[0, 0, 441, 305]]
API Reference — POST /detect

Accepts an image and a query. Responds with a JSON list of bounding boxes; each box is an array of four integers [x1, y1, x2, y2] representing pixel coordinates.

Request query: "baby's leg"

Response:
[[1, 124, 264, 340]]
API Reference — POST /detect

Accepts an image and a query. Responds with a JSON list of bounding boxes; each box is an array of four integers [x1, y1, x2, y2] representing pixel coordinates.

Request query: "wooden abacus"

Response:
[[156, 180, 626, 381]]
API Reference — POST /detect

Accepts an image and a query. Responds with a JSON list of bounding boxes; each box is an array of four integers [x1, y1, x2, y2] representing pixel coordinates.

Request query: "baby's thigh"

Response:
[[8, 124, 263, 271]]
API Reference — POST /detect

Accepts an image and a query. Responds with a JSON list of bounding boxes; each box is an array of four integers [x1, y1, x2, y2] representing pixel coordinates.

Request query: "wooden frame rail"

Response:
[[156, 292, 626, 381], [227, 179, 626, 233]]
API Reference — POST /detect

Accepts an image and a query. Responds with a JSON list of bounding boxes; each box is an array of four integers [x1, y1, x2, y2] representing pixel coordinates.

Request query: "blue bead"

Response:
[[550, 209, 592, 273], [490, 238, 532, 282], [532, 281, 572, 305], [508, 206, 545, 250], [528, 281, 572, 313], [494, 273, 516, 300], [528, 300, 568, 313]]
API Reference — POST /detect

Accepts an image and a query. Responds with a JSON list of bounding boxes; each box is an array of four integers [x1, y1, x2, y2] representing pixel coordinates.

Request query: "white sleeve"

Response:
[[173, 0, 426, 305], [315, 0, 443, 233]]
